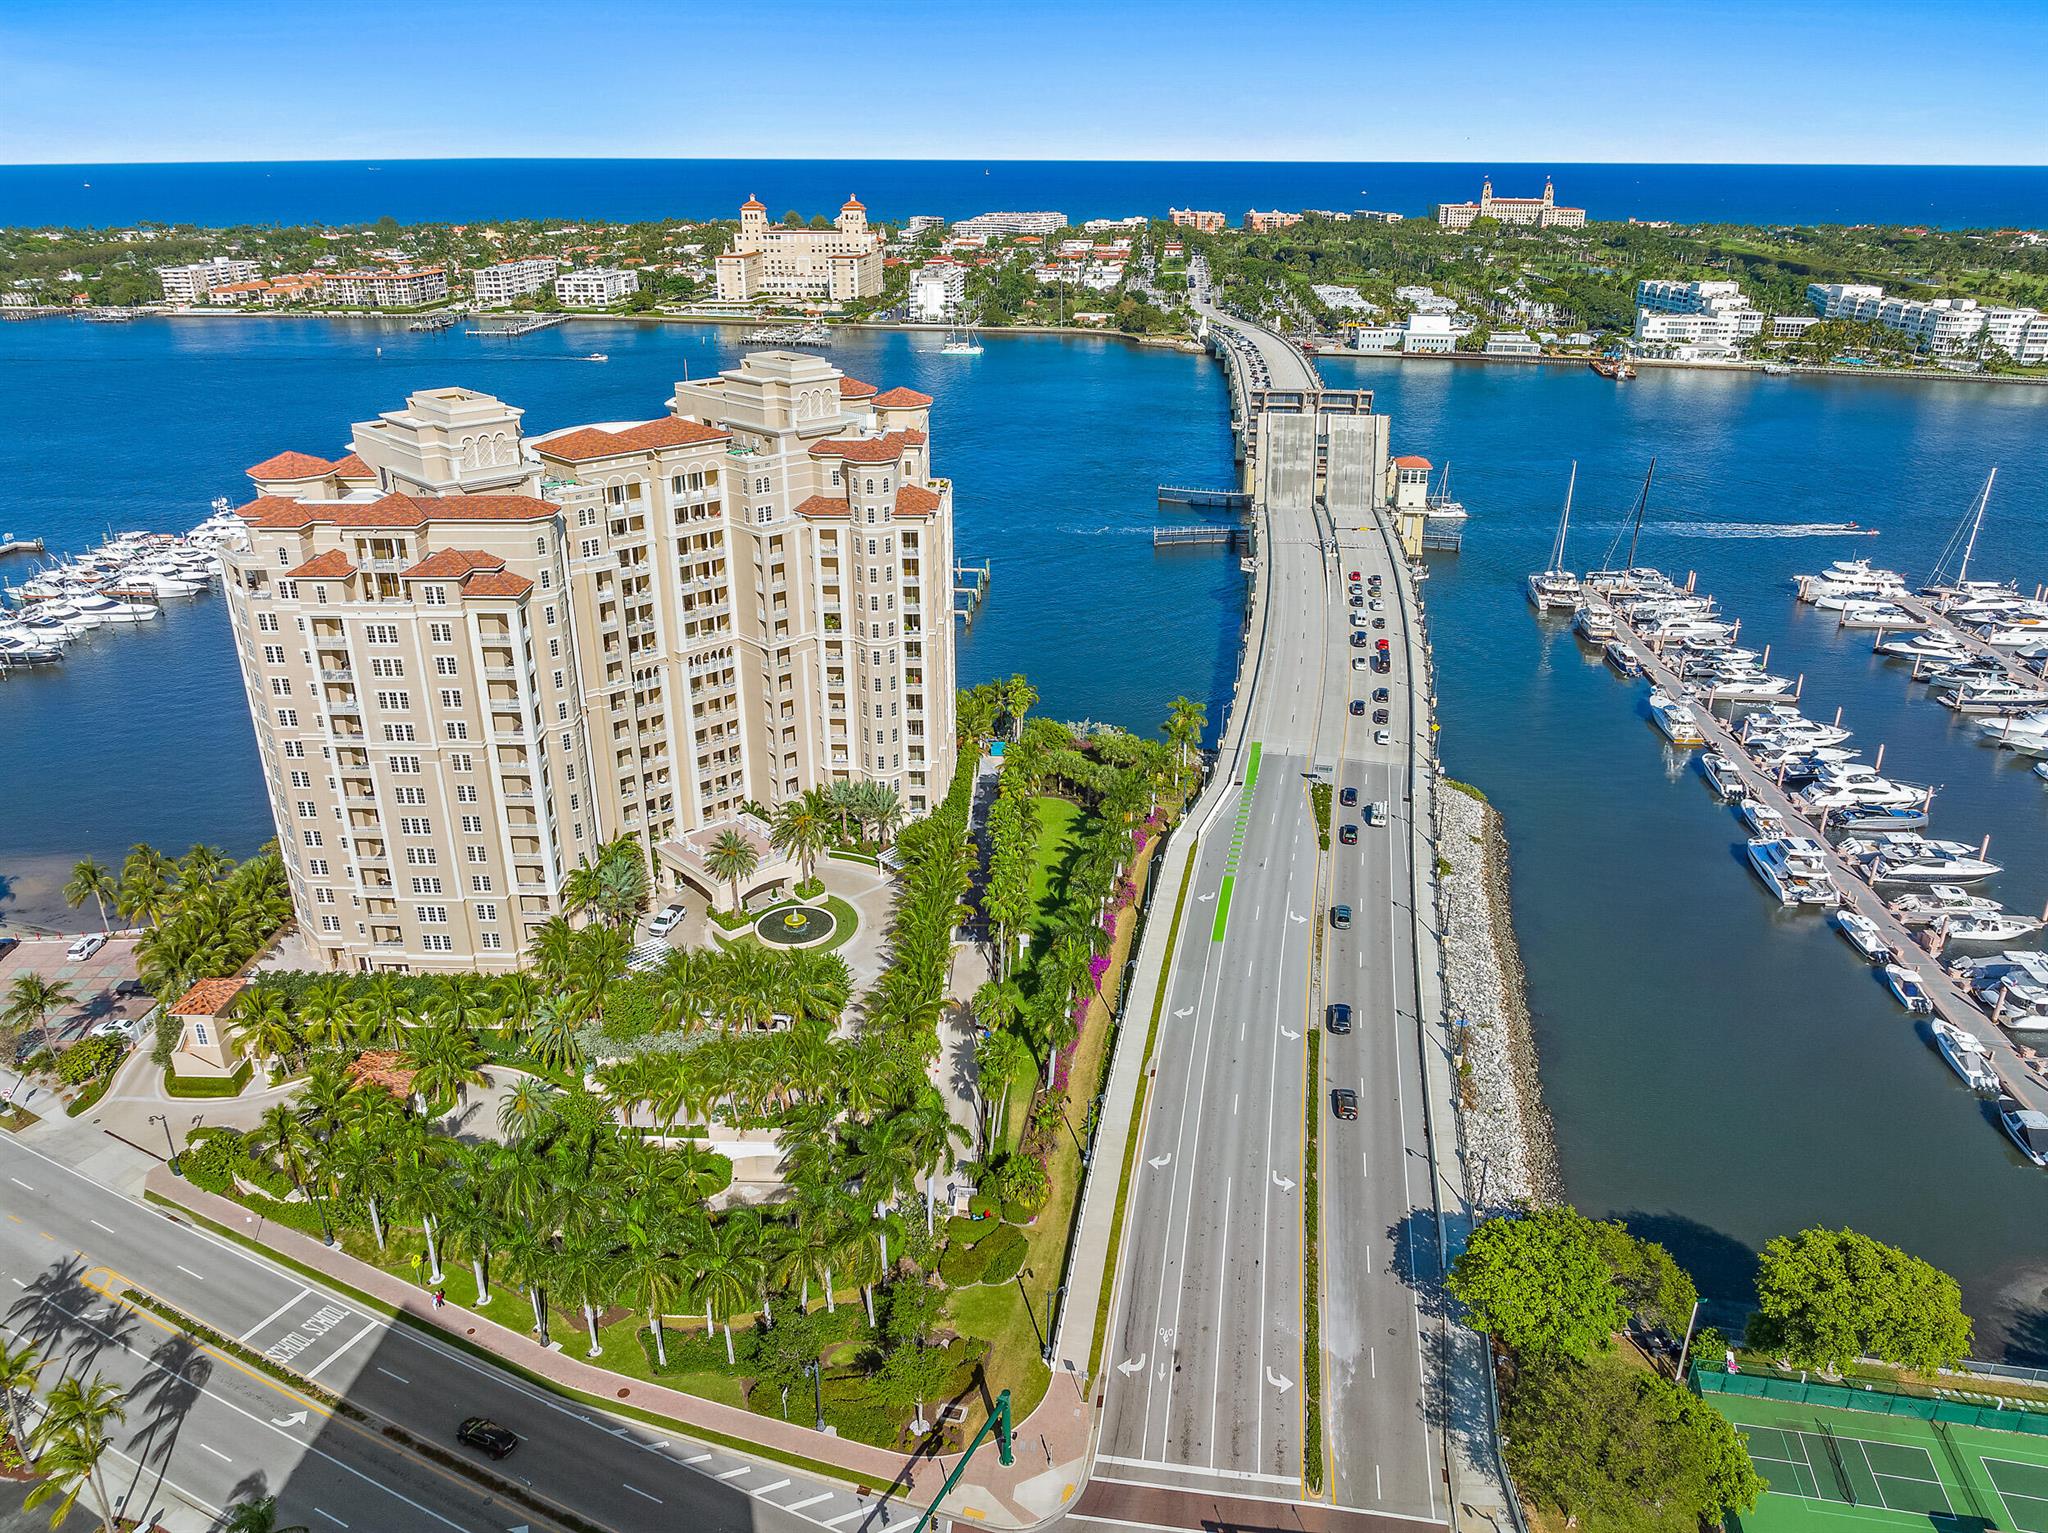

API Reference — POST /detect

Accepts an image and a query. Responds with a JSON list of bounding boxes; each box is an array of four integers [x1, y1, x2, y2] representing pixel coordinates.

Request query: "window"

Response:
[[545, 605, 557, 625], [279, 581, 298, 599], [417, 905, 448, 924], [474, 902, 498, 922], [283, 741, 305, 759], [424, 585, 448, 605], [467, 845, 489, 864], [456, 785, 477, 804], [410, 876, 443, 895], [429, 622, 453, 643], [580, 538, 600, 559], [439, 689, 463, 709], [319, 914, 341, 933], [308, 858, 329, 876], [366, 624, 399, 645], [435, 655, 458, 676], [470, 874, 493, 893], [548, 637, 560, 659], [277, 708, 298, 726], [382, 723, 416, 742], [270, 677, 292, 697], [399, 817, 432, 837], [556, 701, 568, 722], [302, 829, 322, 847], [289, 770, 311, 789], [277, 548, 292, 566], [539, 570, 551, 590], [371, 658, 404, 678], [450, 753, 473, 772], [461, 815, 483, 834], [405, 846, 437, 866], [480, 932, 503, 951], [395, 786, 426, 806], [257, 612, 279, 633], [296, 801, 317, 819], [423, 933, 454, 953], [263, 644, 286, 665], [388, 754, 421, 774], [445, 721, 469, 741], [536, 536, 548, 553]]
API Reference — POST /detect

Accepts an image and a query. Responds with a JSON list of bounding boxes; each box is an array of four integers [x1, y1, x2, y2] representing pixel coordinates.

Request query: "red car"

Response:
[[1348, 569, 1360, 582], [1376, 638, 1390, 651]]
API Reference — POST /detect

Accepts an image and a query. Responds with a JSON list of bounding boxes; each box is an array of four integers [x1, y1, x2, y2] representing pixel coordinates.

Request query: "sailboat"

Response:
[[940, 326, 984, 356], [1526, 462, 1581, 612], [1582, 459, 1660, 594], [1920, 468, 2002, 604]]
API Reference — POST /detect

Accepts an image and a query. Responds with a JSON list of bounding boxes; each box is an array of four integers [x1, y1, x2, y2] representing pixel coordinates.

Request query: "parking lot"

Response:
[[0, 931, 153, 1054]]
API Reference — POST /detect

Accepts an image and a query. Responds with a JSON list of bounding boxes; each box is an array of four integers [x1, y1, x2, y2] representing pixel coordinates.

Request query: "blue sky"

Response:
[[3, 0, 2044, 165]]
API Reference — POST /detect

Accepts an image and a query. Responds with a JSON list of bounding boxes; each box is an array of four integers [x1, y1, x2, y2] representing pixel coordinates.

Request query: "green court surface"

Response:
[[1709, 1389, 2048, 1533]]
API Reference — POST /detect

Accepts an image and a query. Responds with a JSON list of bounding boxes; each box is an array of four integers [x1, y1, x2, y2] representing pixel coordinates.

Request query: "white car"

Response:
[[647, 903, 687, 938], [65, 933, 107, 963], [1375, 729, 1392, 746], [87, 1018, 138, 1042], [1367, 801, 1389, 827]]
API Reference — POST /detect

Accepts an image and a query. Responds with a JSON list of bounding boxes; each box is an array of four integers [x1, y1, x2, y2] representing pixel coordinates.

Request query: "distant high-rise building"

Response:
[[1169, 208, 1226, 234], [156, 256, 261, 303], [715, 196, 885, 303], [220, 352, 957, 973], [1434, 177, 1585, 230]]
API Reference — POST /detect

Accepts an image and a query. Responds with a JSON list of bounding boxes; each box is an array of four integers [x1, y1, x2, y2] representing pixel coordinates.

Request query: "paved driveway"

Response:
[[0, 933, 151, 1046]]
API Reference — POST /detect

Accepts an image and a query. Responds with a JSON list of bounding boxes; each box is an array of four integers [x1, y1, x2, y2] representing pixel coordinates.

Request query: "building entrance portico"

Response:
[[656, 811, 802, 913]]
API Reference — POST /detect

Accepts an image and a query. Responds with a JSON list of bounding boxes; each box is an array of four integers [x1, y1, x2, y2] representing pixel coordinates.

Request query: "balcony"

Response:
[[320, 667, 354, 683]]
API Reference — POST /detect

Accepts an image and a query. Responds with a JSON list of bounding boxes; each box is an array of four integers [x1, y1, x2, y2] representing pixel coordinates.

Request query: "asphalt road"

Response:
[[0, 1134, 911, 1533], [1089, 306, 1442, 1530]]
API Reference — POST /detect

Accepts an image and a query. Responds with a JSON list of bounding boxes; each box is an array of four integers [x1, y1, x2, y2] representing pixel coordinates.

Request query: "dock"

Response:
[[1157, 484, 1252, 511], [0, 536, 45, 558], [466, 314, 569, 338], [953, 559, 990, 624], [1152, 525, 1242, 549], [1876, 591, 2048, 689], [1602, 603, 2048, 1127]]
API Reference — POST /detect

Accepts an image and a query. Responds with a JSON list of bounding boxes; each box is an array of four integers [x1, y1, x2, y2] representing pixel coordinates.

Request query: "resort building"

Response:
[[320, 268, 450, 307], [1169, 208, 1226, 233], [156, 256, 261, 303], [1484, 331, 1542, 356], [715, 197, 885, 303], [473, 258, 558, 306], [910, 261, 967, 322], [1434, 177, 1586, 230], [1806, 283, 1885, 321], [555, 267, 640, 306], [218, 352, 958, 974], [1631, 308, 1748, 359], [1635, 278, 1764, 339], [951, 211, 1067, 238], [1245, 209, 1302, 231]]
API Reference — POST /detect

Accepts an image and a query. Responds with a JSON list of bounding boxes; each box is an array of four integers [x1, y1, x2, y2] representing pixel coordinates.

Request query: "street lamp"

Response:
[[807, 1360, 826, 1432], [148, 1112, 180, 1175]]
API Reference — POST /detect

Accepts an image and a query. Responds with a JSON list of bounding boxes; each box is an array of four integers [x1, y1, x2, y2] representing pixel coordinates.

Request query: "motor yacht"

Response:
[[1920, 658, 2009, 692], [1700, 751, 1745, 801], [1737, 797, 1785, 838], [1799, 767, 1929, 813], [66, 593, 158, 624], [1883, 963, 1935, 1015], [1890, 885, 2002, 926], [1932, 1020, 2002, 1095], [0, 631, 63, 666], [1648, 690, 1706, 747], [1571, 604, 1615, 643], [1961, 953, 2048, 1031], [1878, 632, 1969, 662], [1830, 908, 1894, 964], [1741, 707, 1851, 747], [1937, 910, 2045, 944], [1998, 1098, 2048, 1167], [1942, 679, 2048, 715], [1604, 642, 1644, 679], [1746, 836, 1839, 907], [1836, 601, 1921, 631], [1846, 834, 2001, 884], [1826, 803, 1931, 834]]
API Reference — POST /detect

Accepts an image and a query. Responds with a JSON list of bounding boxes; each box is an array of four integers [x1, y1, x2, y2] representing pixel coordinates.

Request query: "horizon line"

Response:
[[6, 155, 2047, 171]]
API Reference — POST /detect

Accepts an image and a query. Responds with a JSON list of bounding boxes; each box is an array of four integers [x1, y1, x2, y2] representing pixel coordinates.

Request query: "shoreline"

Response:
[[1314, 346, 2048, 389], [1439, 780, 1561, 1209]]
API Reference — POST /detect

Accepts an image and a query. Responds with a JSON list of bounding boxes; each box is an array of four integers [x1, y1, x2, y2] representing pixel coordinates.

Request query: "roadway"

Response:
[[1083, 305, 1442, 1531], [0, 1133, 895, 1533]]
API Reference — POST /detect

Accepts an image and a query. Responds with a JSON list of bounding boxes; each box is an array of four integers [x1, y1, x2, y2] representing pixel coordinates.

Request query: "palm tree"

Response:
[[496, 1075, 559, 1143], [497, 1227, 556, 1344], [179, 843, 234, 887], [0, 1338, 44, 1463], [703, 828, 761, 914], [1003, 673, 1039, 740], [827, 778, 864, 843], [594, 837, 650, 929], [897, 1090, 972, 1233], [28, 1373, 127, 1533], [616, 1209, 686, 1369], [295, 974, 358, 1052], [770, 790, 833, 885], [63, 858, 118, 934], [435, 1191, 500, 1309], [231, 987, 302, 1078], [223, 1496, 313, 1533], [690, 1218, 760, 1367], [526, 915, 581, 984], [323, 1127, 395, 1250], [3, 973, 74, 1044], [652, 947, 715, 1035], [552, 1231, 615, 1359], [972, 1026, 1032, 1151], [402, 1018, 490, 1114], [1164, 694, 1207, 772], [777, 949, 850, 1029]]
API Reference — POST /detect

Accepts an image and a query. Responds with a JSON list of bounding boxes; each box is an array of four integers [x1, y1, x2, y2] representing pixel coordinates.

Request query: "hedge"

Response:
[[164, 1059, 253, 1097], [181, 1127, 245, 1195], [58, 1035, 126, 1086], [938, 1219, 1026, 1287], [64, 1076, 114, 1117]]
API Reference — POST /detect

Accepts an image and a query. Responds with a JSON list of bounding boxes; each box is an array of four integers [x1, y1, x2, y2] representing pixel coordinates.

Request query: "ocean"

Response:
[[6, 314, 2048, 1357], [5, 160, 2045, 231]]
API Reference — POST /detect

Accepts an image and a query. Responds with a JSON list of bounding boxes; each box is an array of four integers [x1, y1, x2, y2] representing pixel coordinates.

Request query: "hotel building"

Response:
[[220, 351, 957, 973], [1169, 208, 1226, 234], [554, 267, 640, 306], [1434, 177, 1586, 230], [715, 197, 885, 303], [474, 257, 558, 306]]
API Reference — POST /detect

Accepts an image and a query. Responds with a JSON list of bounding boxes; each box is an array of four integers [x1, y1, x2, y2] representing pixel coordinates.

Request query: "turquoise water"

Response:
[[7, 318, 2048, 1356]]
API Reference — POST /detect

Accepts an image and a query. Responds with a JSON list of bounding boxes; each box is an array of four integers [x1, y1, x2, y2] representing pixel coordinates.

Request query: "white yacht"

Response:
[[1932, 1020, 2002, 1094], [1890, 885, 2002, 927], [1849, 834, 2001, 884], [1799, 770, 1928, 814], [66, 593, 158, 624], [1741, 707, 1850, 747], [1746, 836, 1839, 907], [1830, 908, 1894, 963], [1827, 802, 1931, 835], [1737, 797, 1785, 837], [1878, 632, 1968, 662], [1938, 910, 2044, 944], [1998, 1098, 2048, 1167], [1648, 690, 1706, 747], [1962, 954, 2048, 1031], [1836, 601, 1920, 630], [1942, 679, 2048, 715], [1527, 464, 1582, 612], [1883, 963, 1935, 1015], [1571, 604, 1616, 643], [1700, 750, 1745, 801], [940, 328, 985, 356]]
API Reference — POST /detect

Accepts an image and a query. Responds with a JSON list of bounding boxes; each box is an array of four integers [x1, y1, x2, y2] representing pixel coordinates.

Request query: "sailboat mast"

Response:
[[1550, 461, 1577, 570], [1958, 467, 1995, 587], [1625, 458, 1657, 571]]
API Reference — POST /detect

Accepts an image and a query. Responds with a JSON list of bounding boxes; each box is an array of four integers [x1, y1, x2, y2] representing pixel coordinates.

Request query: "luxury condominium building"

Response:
[[220, 352, 957, 973]]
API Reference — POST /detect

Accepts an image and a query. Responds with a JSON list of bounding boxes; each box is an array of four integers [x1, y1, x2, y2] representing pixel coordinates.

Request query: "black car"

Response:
[[1348, 699, 1365, 716], [1340, 786, 1357, 807], [1339, 824, 1357, 845], [1372, 617, 1386, 630], [1332, 1088, 1359, 1120], [1349, 595, 1363, 608], [113, 978, 148, 999], [457, 1418, 519, 1460], [1372, 687, 1389, 702], [12, 1029, 46, 1067], [1373, 708, 1389, 724], [1350, 632, 1367, 647], [1326, 1002, 1352, 1034]]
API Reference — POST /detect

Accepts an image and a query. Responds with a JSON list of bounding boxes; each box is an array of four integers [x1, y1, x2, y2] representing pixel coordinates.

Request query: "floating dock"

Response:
[[0, 537, 45, 558], [466, 314, 569, 338]]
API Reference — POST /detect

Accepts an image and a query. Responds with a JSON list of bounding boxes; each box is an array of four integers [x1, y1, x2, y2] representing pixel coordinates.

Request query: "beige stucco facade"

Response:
[[220, 353, 957, 973], [715, 196, 886, 303]]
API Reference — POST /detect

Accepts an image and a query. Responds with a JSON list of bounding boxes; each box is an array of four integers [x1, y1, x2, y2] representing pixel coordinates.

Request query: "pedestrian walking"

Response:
[[434, 1288, 445, 1310]]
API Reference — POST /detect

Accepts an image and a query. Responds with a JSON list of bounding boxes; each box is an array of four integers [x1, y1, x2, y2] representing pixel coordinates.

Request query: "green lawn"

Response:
[[1026, 796, 1085, 943]]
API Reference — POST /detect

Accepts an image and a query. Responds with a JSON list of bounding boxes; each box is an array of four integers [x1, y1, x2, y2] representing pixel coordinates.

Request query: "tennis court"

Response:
[[1700, 1380, 2048, 1533]]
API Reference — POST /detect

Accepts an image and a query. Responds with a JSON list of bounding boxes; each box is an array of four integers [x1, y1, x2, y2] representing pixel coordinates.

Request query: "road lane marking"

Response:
[[376, 1366, 410, 1384], [716, 1465, 751, 1480], [175, 1264, 206, 1280], [623, 1483, 662, 1503], [303, 1319, 378, 1380], [786, 1491, 833, 1511], [315, 1510, 349, 1528], [90, 1219, 114, 1233], [9, 1178, 31, 1190], [238, 1286, 312, 1342], [1093, 1453, 1300, 1486], [201, 1443, 232, 1462], [752, 1477, 791, 1497]]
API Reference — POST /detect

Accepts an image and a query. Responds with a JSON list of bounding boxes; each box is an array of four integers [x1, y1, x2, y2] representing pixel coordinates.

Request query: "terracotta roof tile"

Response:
[[894, 484, 942, 517], [247, 450, 336, 480], [239, 492, 558, 530], [903, 429, 928, 446], [347, 1049, 416, 1098], [795, 494, 851, 519], [538, 417, 731, 461], [331, 452, 373, 478], [809, 430, 921, 465], [462, 570, 534, 598], [1392, 454, 1433, 468], [837, 376, 879, 399], [402, 549, 504, 579], [871, 386, 934, 409], [171, 978, 248, 1017], [284, 550, 357, 580]]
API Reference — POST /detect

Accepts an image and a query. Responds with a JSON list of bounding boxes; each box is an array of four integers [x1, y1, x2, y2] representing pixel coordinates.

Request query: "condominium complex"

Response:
[[910, 261, 966, 322], [555, 267, 640, 306], [322, 268, 450, 307], [1169, 208, 1226, 233], [1805, 282, 2048, 361], [1244, 209, 1302, 232], [715, 197, 885, 303], [156, 256, 261, 303], [219, 351, 957, 973], [1635, 278, 1764, 341], [474, 257, 558, 306], [1435, 177, 1586, 230], [1806, 283, 1886, 321], [951, 211, 1067, 238]]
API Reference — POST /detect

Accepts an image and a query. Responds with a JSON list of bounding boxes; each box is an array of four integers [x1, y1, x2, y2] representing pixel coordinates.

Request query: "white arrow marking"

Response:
[[1117, 1353, 1148, 1376], [1148, 1153, 1172, 1169], [1289, 910, 1306, 924], [1173, 1006, 1194, 1018], [270, 1410, 309, 1428], [1196, 892, 1216, 903], [1280, 1026, 1299, 1040], [1266, 1366, 1294, 1394], [1272, 1170, 1295, 1193]]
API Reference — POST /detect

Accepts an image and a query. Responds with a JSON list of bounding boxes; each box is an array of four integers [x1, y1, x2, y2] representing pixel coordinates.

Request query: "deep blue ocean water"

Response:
[[5, 160, 2044, 230], [6, 316, 2048, 1355]]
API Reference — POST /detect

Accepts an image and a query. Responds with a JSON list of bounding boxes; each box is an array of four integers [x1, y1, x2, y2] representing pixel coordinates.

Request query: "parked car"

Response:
[[1349, 699, 1365, 716], [87, 1018, 137, 1042], [1325, 1002, 1352, 1034], [1339, 824, 1358, 845], [1350, 632, 1367, 647], [0, 936, 16, 962], [1332, 1088, 1359, 1120], [1349, 594, 1364, 608], [112, 978, 148, 999], [65, 933, 107, 963], [1367, 802, 1389, 827], [647, 903, 687, 938], [1369, 599, 1384, 612], [1373, 708, 1388, 724], [457, 1418, 519, 1460], [1331, 904, 1352, 929], [1340, 786, 1358, 807], [1375, 729, 1391, 746], [1376, 638, 1390, 651], [1372, 687, 1389, 702], [1348, 570, 1361, 582], [12, 1030, 47, 1067]]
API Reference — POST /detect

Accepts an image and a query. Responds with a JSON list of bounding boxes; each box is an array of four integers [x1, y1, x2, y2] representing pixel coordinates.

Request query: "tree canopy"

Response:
[[1449, 1205, 1629, 1360], [1750, 1227, 1972, 1374]]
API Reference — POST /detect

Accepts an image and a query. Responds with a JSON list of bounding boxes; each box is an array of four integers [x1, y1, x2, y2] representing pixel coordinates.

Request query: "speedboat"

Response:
[[1920, 657, 2007, 691], [0, 631, 63, 666], [1737, 797, 1785, 837], [1800, 766, 1929, 812], [1932, 1020, 2002, 1095], [1879, 632, 1970, 662], [1830, 908, 1894, 964], [1826, 803, 1930, 835], [1937, 910, 2044, 944], [1700, 751, 1744, 801], [1604, 642, 1644, 678], [1943, 679, 2048, 715], [1649, 689, 1706, 748], [1890, 885, 2002, 927], [1999, 1097, 2048, 1167], [2037, 760, 2048, 785], [1836, 600, 1920, 630], [1843, 833, 2001, 884], [1747, 836, 1839, 907], [67, 593, 158, 624], [1883, 963, 1935, 1015]]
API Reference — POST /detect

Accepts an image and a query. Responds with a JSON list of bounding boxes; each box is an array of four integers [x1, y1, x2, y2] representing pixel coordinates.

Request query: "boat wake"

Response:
[[1581, 520, 1880, 540], [1059, 523, 1154, 537]]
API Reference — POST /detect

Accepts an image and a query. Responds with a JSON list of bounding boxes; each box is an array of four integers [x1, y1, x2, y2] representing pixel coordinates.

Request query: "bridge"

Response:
[[1075, 272, 1509, 1532]]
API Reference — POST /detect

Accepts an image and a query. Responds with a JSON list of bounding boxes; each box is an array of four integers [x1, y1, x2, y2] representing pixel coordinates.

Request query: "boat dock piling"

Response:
[[952, 559, 990, 624], [0, 537, 45, 558], [1603, 603, 2048, 1133], [465, 314, 569, 338]]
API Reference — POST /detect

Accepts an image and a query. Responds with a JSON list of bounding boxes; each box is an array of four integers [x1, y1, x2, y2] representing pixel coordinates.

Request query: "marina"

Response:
[[1, 508, 233, 670]]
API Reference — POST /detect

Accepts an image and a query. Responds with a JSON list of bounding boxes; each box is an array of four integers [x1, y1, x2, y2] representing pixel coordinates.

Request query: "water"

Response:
[[0, 315, 1238, 918], [8, 160, 2045, 230], [1319, 354, 2048, 1358]]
